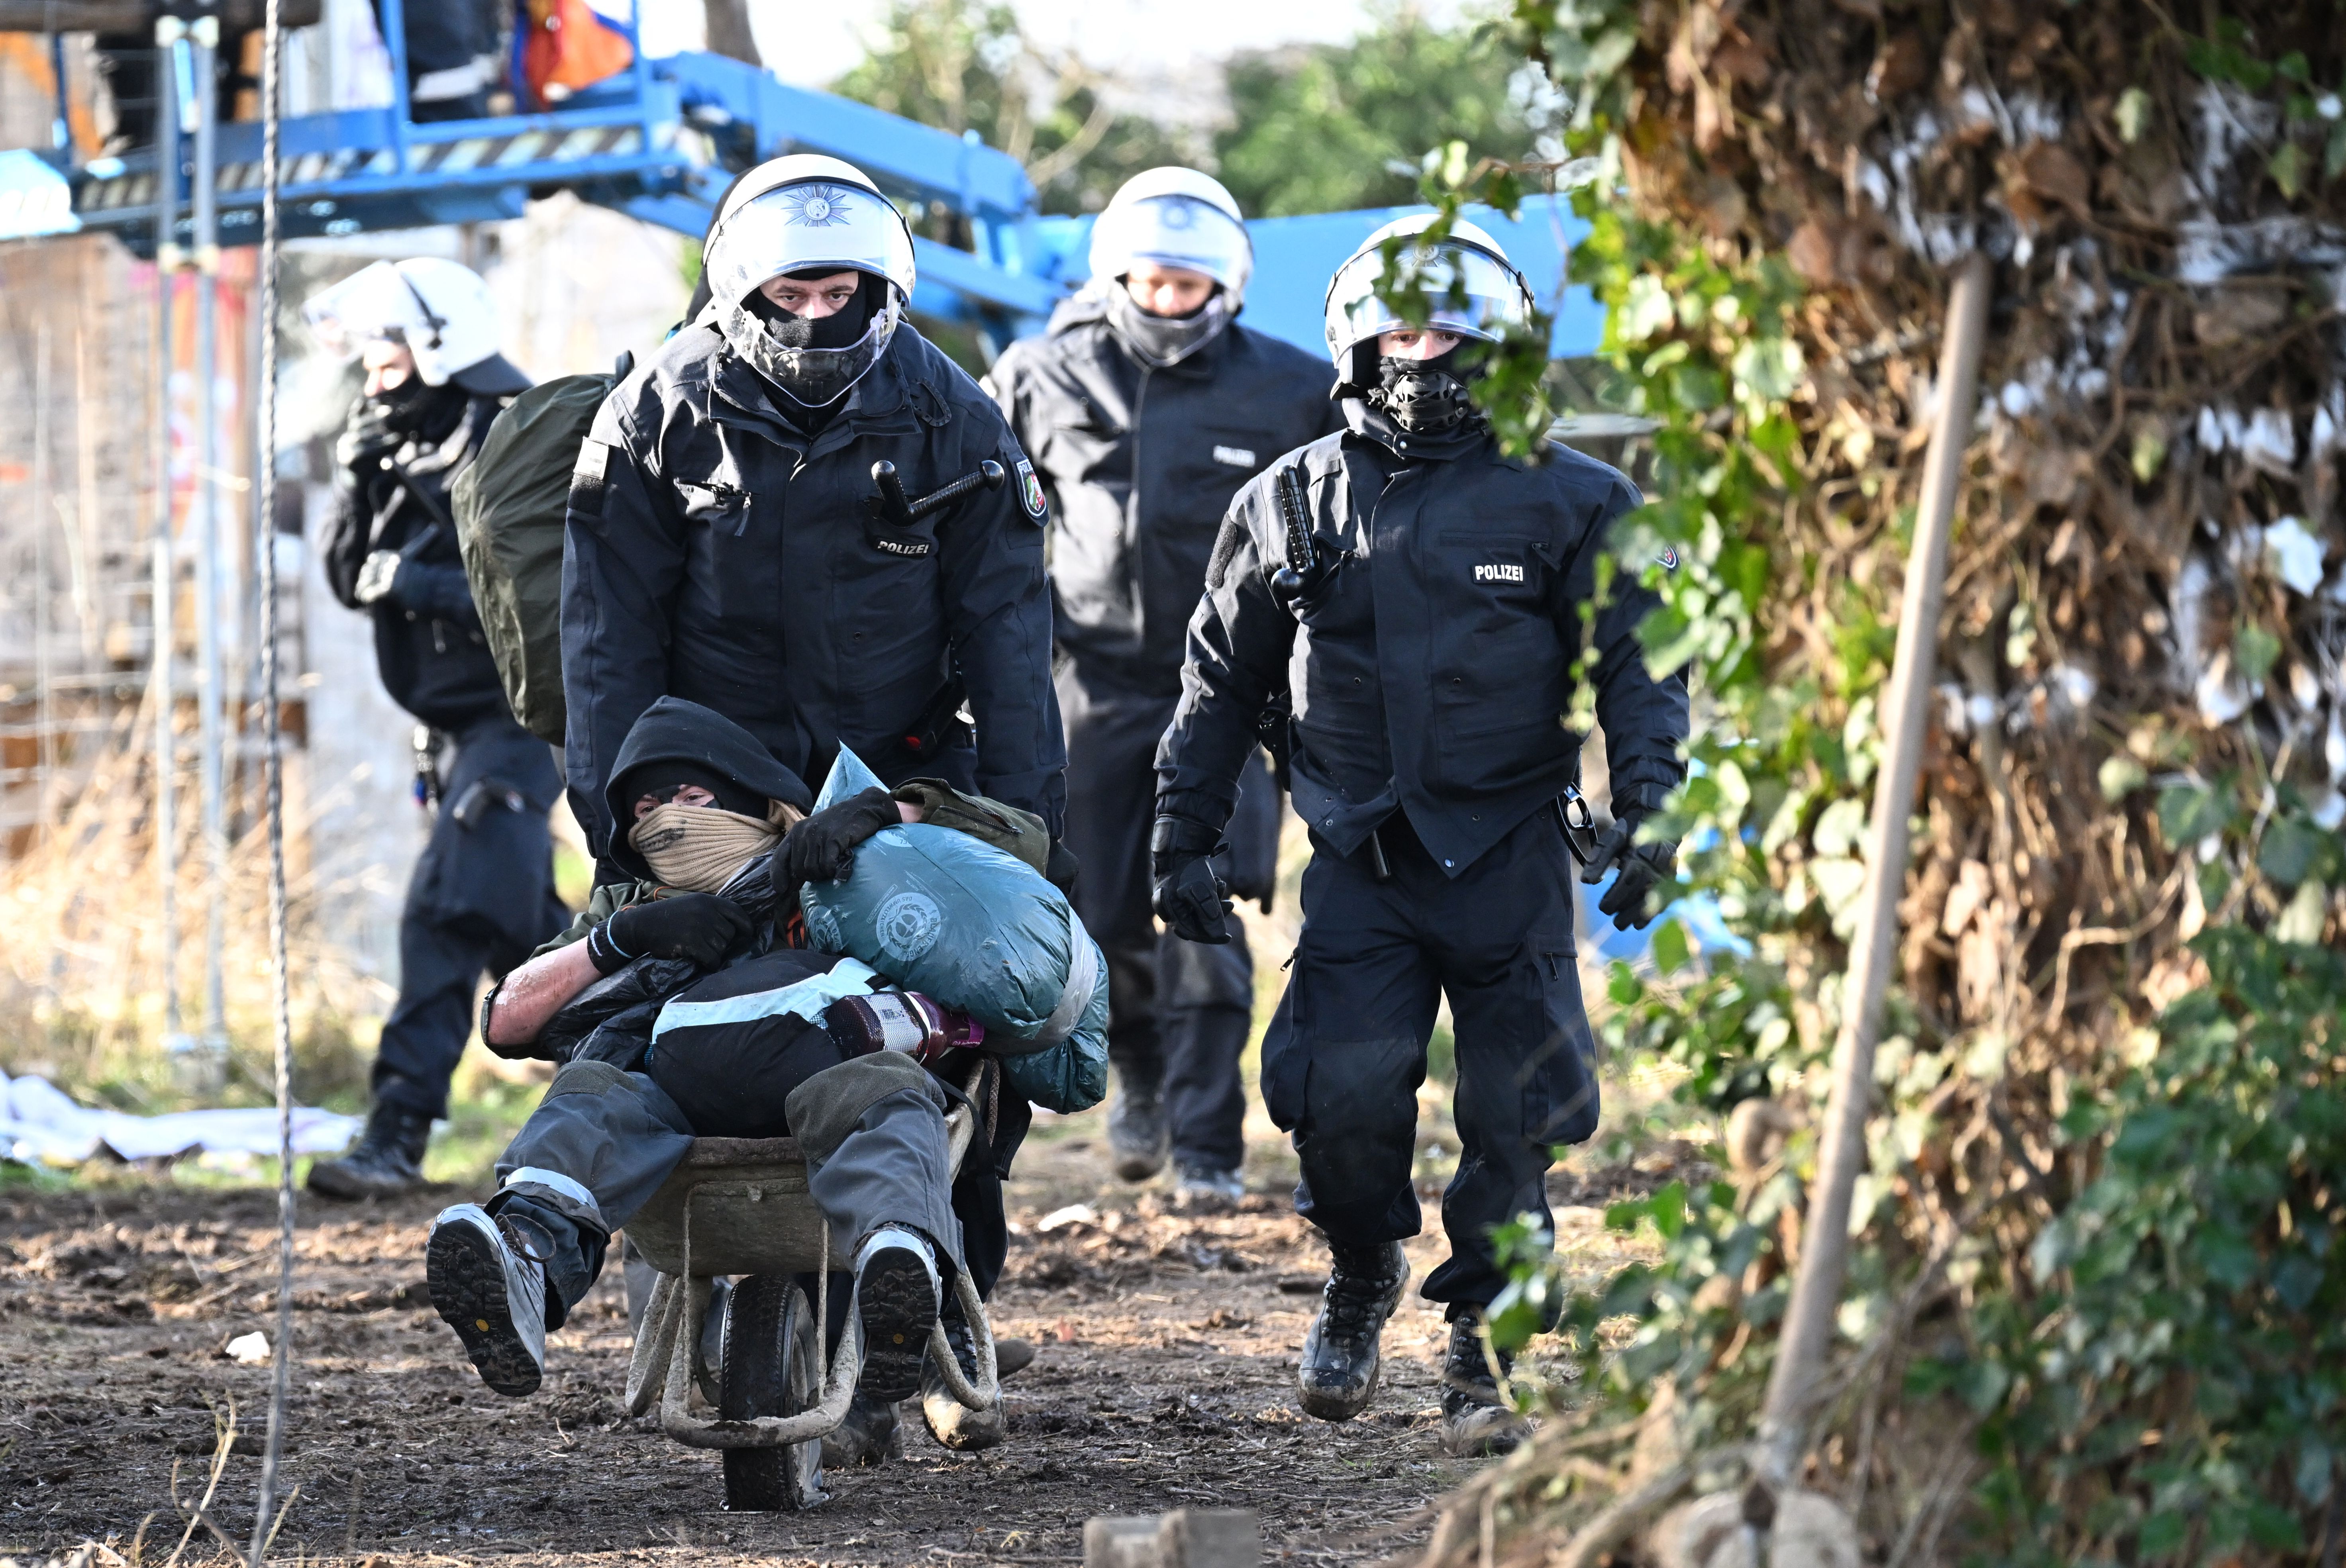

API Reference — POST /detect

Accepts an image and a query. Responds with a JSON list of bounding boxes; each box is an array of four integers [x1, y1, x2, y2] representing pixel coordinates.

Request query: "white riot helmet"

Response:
[[1322, 213, 1534, 368], [1088, 167, 1253, 367], [701, 154, 917, 408], [303, 257, 529, 394]]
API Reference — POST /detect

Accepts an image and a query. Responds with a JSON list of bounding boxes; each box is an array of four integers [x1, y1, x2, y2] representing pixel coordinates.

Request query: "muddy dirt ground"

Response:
[[0, 1109, 1659, 1566]]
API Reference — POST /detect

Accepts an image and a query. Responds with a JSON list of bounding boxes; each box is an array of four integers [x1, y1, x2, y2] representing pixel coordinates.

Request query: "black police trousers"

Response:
[[375, 713, 567, 1121], [1058, 666, 1277, 1174], [1261, 807, 1599, 1314]]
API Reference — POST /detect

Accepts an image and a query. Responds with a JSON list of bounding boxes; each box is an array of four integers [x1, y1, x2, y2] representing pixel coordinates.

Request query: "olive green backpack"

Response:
[[450, 354, 629, 745]]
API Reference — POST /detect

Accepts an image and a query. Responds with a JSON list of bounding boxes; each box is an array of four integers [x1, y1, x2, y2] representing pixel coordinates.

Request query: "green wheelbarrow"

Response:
[[620, 1069, 1001, 1511]]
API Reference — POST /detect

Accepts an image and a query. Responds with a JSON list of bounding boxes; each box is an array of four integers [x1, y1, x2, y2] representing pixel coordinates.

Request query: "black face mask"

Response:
[[367, 371, 461, 435], [1366, 347, 1478, 435], [748, 272, 883, 352]]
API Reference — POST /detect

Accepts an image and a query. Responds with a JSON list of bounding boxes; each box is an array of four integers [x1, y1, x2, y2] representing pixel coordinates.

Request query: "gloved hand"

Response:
[[1150, 815, 1232, 945], [1044, 839, 1081, 897], [352, 548, 409, 608], [335, 404, 402, 477], [1581, 809, 1680, 931], [588, 892, 753, 973], [779, 786, 902, 887]]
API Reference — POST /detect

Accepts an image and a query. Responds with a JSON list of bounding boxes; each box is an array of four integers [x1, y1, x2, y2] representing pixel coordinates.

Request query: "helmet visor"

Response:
[[704, 180, 916, 309], [1090, 194, 1252, 294], [1324, 239, 1529, 360], [303, 261, 427, 359]]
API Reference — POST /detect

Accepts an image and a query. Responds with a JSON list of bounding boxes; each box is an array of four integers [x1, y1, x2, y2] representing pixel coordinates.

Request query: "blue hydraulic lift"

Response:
[[2, 0, 1599, 353]]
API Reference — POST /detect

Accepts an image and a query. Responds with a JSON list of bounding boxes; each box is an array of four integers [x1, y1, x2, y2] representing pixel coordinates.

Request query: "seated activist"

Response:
[[424, 696, 1046, 1459]]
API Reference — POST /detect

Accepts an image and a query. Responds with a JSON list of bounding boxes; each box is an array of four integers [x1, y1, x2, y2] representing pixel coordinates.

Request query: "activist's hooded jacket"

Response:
[[562, 319, 1065, 861]]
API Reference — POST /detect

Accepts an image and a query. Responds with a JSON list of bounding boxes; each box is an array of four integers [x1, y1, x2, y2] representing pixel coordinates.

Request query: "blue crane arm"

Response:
[[656, 53, 1036, 223]]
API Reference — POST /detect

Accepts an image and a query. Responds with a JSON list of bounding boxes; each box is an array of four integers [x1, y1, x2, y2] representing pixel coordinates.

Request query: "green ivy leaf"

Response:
[[2138, 1511, 2188, 1554], [2099, 755, 2150, 802], [2271, 141, 2307, 199], [2258, 815, 2333, 888], [1652, 917, 1690, 975], [2237, 623, 2283, 684], [2116, 86, 2152, 144], [1619, 274, 1674, 343], [1730, 336, 1805, 403], [2158, 783, 2235, 848]]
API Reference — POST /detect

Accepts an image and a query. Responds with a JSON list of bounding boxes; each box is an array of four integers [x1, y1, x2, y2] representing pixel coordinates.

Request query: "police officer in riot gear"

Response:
[[305, 259, 568, 1199], [1154, 216, 1688, 1455], [565, 153, 1065, 860], [564, 153, 1065, 1456], [986, 169, 1338, 1200]]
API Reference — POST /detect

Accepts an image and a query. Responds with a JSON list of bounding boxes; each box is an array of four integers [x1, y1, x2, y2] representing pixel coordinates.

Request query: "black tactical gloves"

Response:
[[336, 404, 402, 479], [1044, 839, 1081, 897], [352, 549, 412, 607], [588, 892, 754, 973], [1581, 793, 1679, 932], [1151, 815, 1233, 945], [779, 786, 901, 887]]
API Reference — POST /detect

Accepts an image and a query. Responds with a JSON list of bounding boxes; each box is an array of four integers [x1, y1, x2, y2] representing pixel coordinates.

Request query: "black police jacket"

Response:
[[985, 297, 1343, 697], [320, 391, 513, 732], [563, 319, 1065, 860], [1156, 400, 1689, 878]]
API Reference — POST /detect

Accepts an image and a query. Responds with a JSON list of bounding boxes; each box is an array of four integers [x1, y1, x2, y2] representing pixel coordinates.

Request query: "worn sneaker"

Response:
[[426, 1204, 548, 1397], [1172, 1162, 1246, 1206], [307, 1099, 433, 1200], [1297, 1241, 1408, 1421], [852, 1228, 940, 1403], [1439, 1315, 1530, 1456], [920, 1309, 1005, 1451], [822, 1389, 903, 1468], [1106, 1077, 1170, 1182]]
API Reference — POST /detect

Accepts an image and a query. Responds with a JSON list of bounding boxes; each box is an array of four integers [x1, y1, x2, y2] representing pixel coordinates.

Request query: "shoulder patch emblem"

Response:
[[1657, 547, 1680, 570], [1016, 458, 1047, 520]]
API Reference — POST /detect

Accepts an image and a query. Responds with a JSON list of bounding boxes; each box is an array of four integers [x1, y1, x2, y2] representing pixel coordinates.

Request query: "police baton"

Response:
[[864, 459, 1006, 559]]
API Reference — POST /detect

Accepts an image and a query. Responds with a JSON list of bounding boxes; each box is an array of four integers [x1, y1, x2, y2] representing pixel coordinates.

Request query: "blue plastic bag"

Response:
[[798, 749, 1108, 1112]]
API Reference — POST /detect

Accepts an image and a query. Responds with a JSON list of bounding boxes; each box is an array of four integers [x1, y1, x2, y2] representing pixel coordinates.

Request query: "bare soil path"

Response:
[[0, 1110, 1650, 1567]]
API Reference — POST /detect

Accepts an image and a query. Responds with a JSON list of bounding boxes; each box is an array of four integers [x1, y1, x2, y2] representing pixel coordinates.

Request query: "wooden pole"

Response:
[[1756, 250, 1991, 1484]]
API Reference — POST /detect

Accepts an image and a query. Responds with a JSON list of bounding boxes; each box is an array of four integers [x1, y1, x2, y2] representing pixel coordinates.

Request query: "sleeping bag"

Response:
[[799, 749, 1109, 1113]]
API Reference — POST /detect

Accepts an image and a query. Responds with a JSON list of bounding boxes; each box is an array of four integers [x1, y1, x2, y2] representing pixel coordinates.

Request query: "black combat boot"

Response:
[[920, 1307, 1006, 1451], [1106, 1072, 1169, 1182], [307, 1098, 434, 1199], [1439, 1315, 1530, 1456], [1296, 1240, 1408, 1421]]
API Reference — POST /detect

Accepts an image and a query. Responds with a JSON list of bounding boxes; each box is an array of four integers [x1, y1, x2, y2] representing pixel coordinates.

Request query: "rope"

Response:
[[245, 0, 296, 1554]]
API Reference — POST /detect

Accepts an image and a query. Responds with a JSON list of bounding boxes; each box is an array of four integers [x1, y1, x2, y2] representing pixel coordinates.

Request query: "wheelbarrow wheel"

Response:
[[719, 1275, 826, 1511]]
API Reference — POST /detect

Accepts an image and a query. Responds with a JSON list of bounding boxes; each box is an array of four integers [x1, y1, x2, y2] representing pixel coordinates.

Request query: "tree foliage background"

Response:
[[1388, 0, 2346, 1561]]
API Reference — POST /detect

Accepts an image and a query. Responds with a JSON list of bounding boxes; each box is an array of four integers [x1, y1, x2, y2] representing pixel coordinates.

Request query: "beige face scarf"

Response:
[[629, 801, 804, 893]]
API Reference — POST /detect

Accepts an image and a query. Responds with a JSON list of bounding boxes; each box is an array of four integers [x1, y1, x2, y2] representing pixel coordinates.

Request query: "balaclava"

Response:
[[620, 759, 803, 893], [1105, 282, 1235, 369]]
